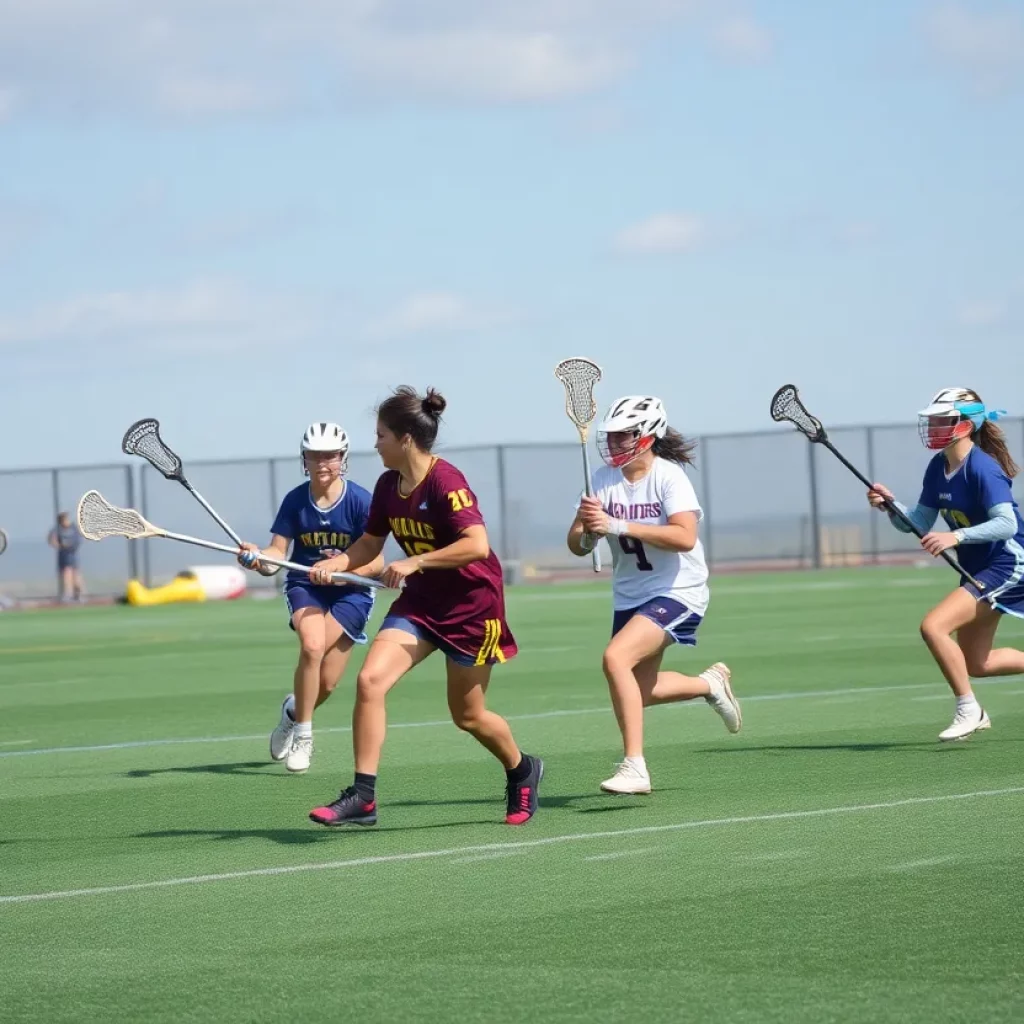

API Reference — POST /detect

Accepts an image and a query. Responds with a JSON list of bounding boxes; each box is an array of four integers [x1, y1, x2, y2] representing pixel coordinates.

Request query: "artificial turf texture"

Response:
[[2, 566, 1023, 1023]]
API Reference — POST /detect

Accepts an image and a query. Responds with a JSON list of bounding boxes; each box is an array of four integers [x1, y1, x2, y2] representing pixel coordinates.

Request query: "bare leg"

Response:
[[446, 662, 521, 768]]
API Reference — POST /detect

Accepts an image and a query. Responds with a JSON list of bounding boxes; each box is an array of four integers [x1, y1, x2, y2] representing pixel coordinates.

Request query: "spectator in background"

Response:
[[48, 512, 83, 603]]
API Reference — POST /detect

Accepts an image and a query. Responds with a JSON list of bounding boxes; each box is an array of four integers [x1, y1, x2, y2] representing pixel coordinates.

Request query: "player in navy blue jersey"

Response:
[[869, 388, 1024, 741], [238, 423, 384, 772]]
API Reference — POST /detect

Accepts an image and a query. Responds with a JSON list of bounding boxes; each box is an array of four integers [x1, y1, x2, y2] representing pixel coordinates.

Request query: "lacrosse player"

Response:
[[566, 395, 741, 796], [306, 386, 544, 828], [868, 388, 1024, 741], [237, 423, 384, 773]]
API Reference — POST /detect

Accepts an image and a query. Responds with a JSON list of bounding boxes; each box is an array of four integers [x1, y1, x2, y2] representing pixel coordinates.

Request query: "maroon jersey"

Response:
[[365, 458, 517, 664]]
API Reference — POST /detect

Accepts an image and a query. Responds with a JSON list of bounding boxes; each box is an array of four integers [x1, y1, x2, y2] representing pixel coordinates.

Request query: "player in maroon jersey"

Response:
[[306, 385, 543, 828]]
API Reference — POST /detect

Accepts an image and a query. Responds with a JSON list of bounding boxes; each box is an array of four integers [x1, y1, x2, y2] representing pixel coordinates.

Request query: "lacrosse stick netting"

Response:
[[77, 490, 152, 540], [122, 419, 182, 479], [770, 385, 826, 441], [555, 358, 602, 440], [555, 357, 603, 572]]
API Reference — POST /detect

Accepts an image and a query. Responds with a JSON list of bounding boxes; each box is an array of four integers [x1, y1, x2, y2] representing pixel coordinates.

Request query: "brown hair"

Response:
[[376, 385, 447, 452], [964, 390, 1019, 478], [652, 427, 697, 467]]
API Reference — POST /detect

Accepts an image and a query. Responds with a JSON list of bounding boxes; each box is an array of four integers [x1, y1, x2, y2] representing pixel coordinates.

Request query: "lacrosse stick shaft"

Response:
[[181, 481, 244, 546], [820, 438, 984, 589], [579, 442, 602, 573], [155, 529, 386, 589]]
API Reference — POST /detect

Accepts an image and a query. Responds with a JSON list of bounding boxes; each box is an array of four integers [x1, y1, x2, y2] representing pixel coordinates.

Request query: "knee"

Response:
[[602, 646, 632, 678], [299, 638, 326, 661], [356, 665, 389, 702], [449, 704, 484, 733], [963, 652, 992, 677], [919, 614, 947, 646]]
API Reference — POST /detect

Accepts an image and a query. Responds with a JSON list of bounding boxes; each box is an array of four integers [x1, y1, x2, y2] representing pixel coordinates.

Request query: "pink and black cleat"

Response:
[[309, 787, 378, 828], [505, 754, 544, 826]]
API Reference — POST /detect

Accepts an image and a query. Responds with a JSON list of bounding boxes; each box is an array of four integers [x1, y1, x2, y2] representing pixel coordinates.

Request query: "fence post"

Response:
[[496, 445, 510, 562], [865, 426, 878, 564], [125, 465, 139, 582], [269, 458, 279, 521], [808, 443, 822, 569], [140, 467, 152, 587], [698, 437, 713, 568]]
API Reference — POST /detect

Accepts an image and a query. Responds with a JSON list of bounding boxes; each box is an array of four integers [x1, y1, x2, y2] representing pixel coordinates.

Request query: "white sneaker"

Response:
[[938, 704, 991, 742], [269, 697, 295, 761], [702, 662, 742, 734], [600, 760, 652, 795], [285, 735, 314, 773]]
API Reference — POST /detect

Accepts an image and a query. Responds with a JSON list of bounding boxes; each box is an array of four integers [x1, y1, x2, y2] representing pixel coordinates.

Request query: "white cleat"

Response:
[[702, 662, 742, 734], [269, 697, 295, 762], [600, 760, 652, 795], [285, 735, 314, 773], [938, 704, 991, 742]]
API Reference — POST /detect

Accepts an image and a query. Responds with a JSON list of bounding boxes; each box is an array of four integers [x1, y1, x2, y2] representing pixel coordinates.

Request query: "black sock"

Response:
[[354, 772, 377, 802], [506, 753, 531, 784]]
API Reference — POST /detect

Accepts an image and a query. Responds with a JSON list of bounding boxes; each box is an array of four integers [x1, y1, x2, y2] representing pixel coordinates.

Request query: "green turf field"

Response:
[[2, 566, 1023, 1023]]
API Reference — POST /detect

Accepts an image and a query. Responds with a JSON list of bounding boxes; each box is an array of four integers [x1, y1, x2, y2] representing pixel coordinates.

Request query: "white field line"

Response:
[[5, 675, 1023, 760], [1, 787, 1020, 906]]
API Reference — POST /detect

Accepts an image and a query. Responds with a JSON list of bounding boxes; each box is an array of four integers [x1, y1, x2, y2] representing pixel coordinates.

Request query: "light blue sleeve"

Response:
[[887, 501, 938, 535], [954, 503, 1017, 544]]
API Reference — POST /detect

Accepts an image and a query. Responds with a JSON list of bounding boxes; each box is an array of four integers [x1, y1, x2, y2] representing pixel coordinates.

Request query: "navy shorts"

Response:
[[963, 566, 1024, 617], [380, 615, 478, 667], [284, 582, 373, 644], [58, 552, 79, 570], [612, 596, 703, 647]]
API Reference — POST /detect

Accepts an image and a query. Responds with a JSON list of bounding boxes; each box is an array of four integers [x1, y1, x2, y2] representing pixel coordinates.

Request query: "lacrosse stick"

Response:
[[76, 490, 386, 589], [122, 418, 243, 547], [0, 528, 7, 557], [555, 357, 603, 572], [769, 384, 985, 591]]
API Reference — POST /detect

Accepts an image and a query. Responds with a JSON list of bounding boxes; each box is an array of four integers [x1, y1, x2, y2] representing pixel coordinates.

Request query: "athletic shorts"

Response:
[[284, 582, 373, 644], [379, 615, 483, 667], [963, 566, 1024, 617], [612, 596, 703, 647], [57, 552, 79, 570]]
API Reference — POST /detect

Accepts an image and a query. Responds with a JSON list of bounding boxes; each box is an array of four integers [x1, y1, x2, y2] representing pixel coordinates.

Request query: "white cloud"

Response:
[[368, 291, 514, 338], [957, 299, 1009, 329], [615, 212, 707, 254], [0, 279, 316, 354], [711, 15, 773, 63], [925, 2, 1024, 94], [0, 1, 709, 115]]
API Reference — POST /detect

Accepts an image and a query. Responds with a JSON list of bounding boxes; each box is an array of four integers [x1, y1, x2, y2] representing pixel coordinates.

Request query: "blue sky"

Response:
[[1, 0, 1023, 469]]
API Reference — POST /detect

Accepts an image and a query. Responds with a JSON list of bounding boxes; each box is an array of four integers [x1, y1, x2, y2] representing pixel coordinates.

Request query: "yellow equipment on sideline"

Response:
[[125, 564, 248, 607]]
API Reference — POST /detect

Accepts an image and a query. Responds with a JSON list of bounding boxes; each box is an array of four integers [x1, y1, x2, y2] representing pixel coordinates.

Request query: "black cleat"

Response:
[[505, 754, 544, 825], [309, 787, 378, 827]]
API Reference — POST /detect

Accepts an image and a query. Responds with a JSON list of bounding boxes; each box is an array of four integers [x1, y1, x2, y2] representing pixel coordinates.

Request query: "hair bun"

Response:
[[422, 388, 447, 420]]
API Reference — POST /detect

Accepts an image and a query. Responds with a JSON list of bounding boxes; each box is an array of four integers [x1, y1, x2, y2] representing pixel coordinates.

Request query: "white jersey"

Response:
[[589, 457, 710, 615]]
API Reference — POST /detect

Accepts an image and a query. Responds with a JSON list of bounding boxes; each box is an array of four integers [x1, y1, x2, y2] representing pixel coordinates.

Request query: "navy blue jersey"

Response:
[[271, 480, 373, 590], [919, 447, 1024, 577]]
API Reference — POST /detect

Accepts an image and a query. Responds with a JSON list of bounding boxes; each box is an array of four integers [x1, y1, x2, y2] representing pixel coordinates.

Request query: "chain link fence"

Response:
[[2, 419, 1023, 598]]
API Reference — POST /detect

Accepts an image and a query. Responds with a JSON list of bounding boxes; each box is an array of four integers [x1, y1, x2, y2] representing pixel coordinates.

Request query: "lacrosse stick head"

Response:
[[554, 357, 602, 435], [77, 490, 155, 541], [0, 528, 7, 556], [770, 385, 826, 442], [122, 418, 183, 480]]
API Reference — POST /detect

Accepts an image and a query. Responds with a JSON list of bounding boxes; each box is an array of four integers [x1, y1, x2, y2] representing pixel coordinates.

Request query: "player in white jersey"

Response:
[[566, 395, 741, 795]]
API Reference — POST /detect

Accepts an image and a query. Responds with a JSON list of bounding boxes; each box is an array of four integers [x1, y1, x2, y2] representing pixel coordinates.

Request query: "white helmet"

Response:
[[597, 395, 668, 468], [300, 422, 349, 475], [917, 387, 985, 451]]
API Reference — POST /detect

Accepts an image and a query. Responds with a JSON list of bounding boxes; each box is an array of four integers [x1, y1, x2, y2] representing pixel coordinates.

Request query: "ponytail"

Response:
[[976, 421, 1019, 478], [652, 426, 697, 467]]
